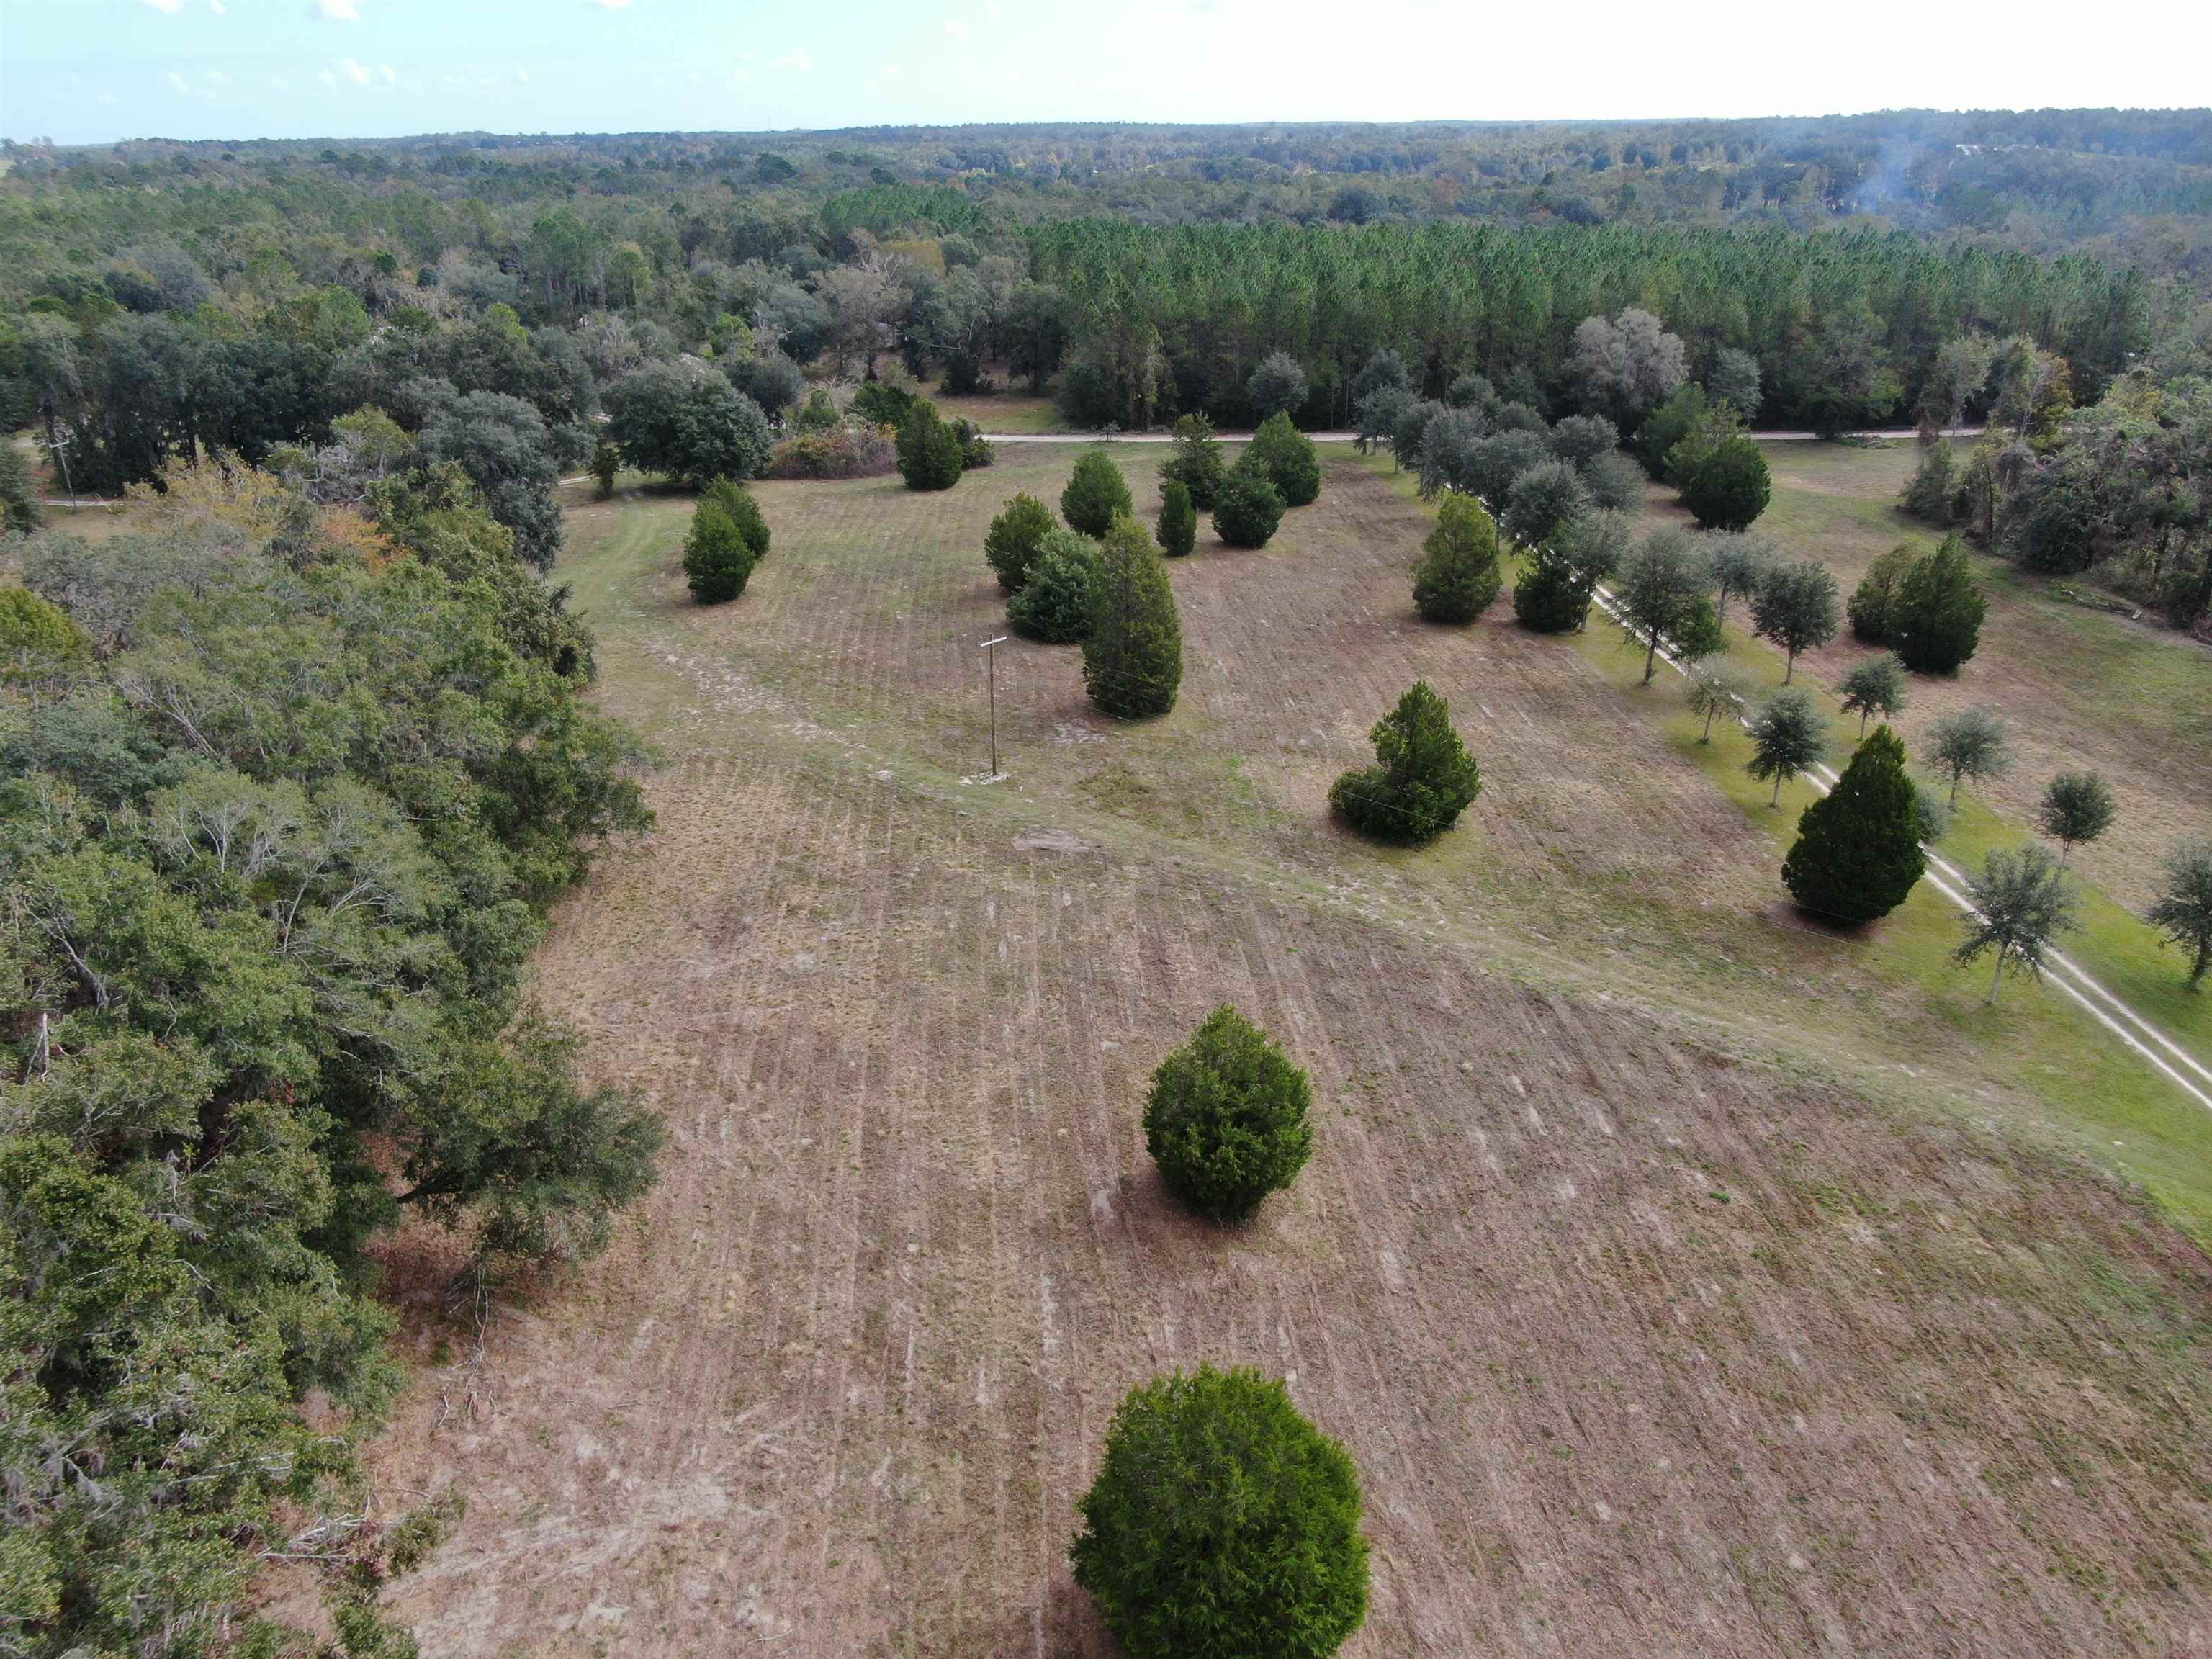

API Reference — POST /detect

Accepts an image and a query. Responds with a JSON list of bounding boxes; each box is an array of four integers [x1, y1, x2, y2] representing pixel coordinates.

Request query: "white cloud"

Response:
[[207, 69, 230, 86], [770, 50, 811, 71], [271, 76, 292, 91], [140, 0, 184, 13], [943, 16, 968, 32], [319, 68, 338, 89], [880, 62, 902, 76], [379, 62, 396, 83], [210, 0, 228, 13], [166, 70, 191, 92], [514, 67, 531, 82], [588, 0, 632, 8], [99, 92, 120, 105], [338, 56, 372, 84], [315, 0, 362, 18]]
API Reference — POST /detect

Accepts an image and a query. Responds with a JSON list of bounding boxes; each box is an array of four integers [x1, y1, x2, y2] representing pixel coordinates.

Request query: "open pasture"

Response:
[[369, 451, 2212, 1656]]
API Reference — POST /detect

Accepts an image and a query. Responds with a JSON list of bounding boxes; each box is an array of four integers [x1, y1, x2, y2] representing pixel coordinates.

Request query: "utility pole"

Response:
[[45, 421, 74, 505], [979, 636, 1007, 781]]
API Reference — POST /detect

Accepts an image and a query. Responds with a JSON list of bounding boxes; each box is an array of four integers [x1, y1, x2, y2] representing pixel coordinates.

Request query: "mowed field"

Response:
[[367, 449, 2212, 1656]]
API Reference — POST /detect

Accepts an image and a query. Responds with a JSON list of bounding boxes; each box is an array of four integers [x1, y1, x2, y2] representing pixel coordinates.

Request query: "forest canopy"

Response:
[[2, 112, 2193, 502], [0, 456, 660, 1654]]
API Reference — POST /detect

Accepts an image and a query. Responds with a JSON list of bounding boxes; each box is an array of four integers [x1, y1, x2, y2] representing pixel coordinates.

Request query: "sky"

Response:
[[2, 0, 2207, 147]]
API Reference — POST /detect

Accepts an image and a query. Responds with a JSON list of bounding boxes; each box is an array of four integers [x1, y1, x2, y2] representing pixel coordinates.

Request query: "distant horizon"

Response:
[[6, 0, 2206, 149], [15, 104, 2212, 153]]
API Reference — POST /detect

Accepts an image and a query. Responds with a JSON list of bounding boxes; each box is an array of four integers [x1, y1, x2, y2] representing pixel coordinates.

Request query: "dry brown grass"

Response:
[[367, 449, 2212, 1657]]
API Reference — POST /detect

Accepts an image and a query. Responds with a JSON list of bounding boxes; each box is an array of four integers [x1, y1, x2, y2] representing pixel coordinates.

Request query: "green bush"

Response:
[[1156, 480, 1197, 558], [1901, 439, 1957, 525], [699, 477, 770, 561], [763, 422, 897, 480], [1143, 1006, 1314, 1220], [793, 388, 841, 431], [1247, 410, 1321, 506], [850, 379, 914, 428], [984, 492, 1056, 592], [1848, 543, 1913, 644], [1892, 534, 1986, 674], [1211, 459, 1286, 549], [1511, 545, 1595, 633], [1634, 381, 1708, 478], [1782, 725, 1925, 923], [1330, 680, 1482, 843], [1678, 432, 1771, 530], [951, 417, 994, 469], [1072, 1366, 1369, 1659], [605, 363, 773, 488], [895, 397, 965, 490], [0, 441, 39, 532], [1160, 413, 1226, 509], [1083, 515, 1182, 718], [1007, 528, 1105, 643], [1062, 451, 1134, 535], [682, 500, 756, 603], [1412, 494, 1501, 624], [0, 587, 90, 702]]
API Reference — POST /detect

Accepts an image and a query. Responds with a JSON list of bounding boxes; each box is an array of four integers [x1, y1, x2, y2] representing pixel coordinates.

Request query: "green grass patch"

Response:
[[931, 392, 1066, 435], [1357, 445, 2212, 1240], [1928, 794, 2211, 1043], [1567, 606, 2212, 1243]]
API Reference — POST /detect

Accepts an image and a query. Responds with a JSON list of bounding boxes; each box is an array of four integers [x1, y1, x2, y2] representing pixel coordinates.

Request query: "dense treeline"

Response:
[[1030, 220, 2146, 430], [1, 458, 660, 1653], [1900, 333, 2212, 628], [1, 114, 2195, 511], [7, 108, 2210, 266]]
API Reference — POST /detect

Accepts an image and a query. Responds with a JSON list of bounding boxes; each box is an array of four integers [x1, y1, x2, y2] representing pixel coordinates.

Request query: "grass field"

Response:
[[929, 390, 1066, 434], [1363, 447, 2212, 1233], [362, 449, 2212, 1656], [1653, 441, 2212, 912]]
